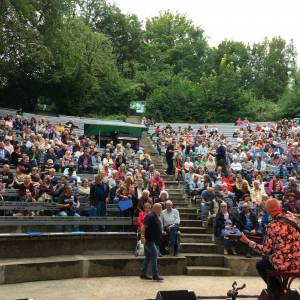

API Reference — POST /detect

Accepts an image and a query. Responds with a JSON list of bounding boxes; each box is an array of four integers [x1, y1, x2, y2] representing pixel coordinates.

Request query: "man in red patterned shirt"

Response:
[[240, 198, 300, 300]]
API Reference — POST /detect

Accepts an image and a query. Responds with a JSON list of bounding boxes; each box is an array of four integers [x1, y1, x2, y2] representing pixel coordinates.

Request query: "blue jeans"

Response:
[[140, 241, 159, 277], [96, 201, 106, 231], [58, 211, 80, 231]]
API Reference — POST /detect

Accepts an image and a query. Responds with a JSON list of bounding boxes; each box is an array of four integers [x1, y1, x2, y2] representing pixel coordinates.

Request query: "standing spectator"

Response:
[[216, 142, 227, 175], [140, 203, 164, 281], [165, 142, 174, 175], [90, 173, 109, 216]]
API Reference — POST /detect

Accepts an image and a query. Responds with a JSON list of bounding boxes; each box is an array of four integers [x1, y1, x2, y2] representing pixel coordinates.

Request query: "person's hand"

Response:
[[251, 229, 256, 235], [105, 198, 109, 204], [162, 231, 167, 236], [141, 235, 146, 245], [225, 225, 231, 230], [240, 233, 250, 244]]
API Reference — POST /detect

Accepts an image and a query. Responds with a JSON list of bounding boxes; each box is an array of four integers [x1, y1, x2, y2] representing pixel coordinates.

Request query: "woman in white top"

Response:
[[205, 154, 216, 173], [230, 155, 242, 172]]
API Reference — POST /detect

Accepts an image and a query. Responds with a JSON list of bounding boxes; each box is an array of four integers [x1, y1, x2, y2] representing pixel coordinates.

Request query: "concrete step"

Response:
[[162, 175, 175, 181], [180, 213, 199, 220], [180, 227, 209, 234], [181, 220, 202, 227], [181, 233, 213, 243], [164, 181, 185, 189], [0, 254, 186, 284], [173, 202, 189, 208], [185, 253, 224, 267], [177, 208, 198, 214], [181, 242, 219, 253], [167, 194, 186, 200], [186, 266, 232, 276]]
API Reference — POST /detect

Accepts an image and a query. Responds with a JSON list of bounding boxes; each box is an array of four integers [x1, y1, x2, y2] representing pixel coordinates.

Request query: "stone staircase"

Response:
[[142, 134, 232, 276]]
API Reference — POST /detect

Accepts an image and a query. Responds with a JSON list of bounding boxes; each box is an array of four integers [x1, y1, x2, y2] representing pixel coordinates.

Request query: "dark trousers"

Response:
[[166, 158, 173, 175], [92, 201, 106, 231], [256, 257, 281, 300]]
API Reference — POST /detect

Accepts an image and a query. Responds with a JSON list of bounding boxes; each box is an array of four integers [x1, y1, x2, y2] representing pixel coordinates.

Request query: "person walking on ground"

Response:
[[140, 203, 164, 281]]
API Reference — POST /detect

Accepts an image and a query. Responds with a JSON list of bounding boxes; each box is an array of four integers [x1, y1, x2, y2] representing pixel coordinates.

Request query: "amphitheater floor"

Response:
[[0, 276, 300, 300]]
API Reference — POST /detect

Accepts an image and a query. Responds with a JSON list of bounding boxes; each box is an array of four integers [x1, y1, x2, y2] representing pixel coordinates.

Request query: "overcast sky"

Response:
[[110, 0, 300, 64]]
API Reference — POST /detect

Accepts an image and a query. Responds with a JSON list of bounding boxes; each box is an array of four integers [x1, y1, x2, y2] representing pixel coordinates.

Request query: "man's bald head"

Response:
[[153, 203, 162, 216], [265, 198, 282, 217]]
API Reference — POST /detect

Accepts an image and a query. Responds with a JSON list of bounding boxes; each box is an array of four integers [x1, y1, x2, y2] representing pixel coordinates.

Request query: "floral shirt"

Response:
[[255, 213, 300, 272]]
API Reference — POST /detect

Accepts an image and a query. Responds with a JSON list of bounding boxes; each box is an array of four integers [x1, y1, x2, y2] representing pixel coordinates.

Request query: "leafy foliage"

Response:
[[0, 1, 298, 121]]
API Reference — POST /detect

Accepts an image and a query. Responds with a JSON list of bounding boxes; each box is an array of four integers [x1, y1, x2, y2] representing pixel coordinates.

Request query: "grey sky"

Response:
[[110, 0, 300, 64]]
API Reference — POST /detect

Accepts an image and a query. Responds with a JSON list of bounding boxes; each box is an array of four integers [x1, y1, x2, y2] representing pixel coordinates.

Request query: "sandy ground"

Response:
[[0, 276, 299, 300]]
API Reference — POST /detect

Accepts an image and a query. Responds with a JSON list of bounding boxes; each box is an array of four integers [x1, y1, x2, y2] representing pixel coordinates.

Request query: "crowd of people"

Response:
[[0, 115, 173, 223], [149, 119, 300, 257]]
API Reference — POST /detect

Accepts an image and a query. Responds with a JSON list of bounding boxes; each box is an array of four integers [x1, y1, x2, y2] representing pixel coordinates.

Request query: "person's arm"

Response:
[[141, 223, 147, 244], [174, 210, 180, 225]]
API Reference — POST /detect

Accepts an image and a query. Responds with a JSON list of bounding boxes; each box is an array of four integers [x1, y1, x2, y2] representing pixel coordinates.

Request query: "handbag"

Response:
[[135, 240, 144, 256]]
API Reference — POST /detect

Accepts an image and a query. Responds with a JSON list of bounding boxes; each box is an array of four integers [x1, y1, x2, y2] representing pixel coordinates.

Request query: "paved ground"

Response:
[[0, 276, 299, 300]]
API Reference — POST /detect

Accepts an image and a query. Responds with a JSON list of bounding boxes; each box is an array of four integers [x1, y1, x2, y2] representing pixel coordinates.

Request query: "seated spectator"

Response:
[[160, 200, 180, 256], [115, 153, 126, 170], [205, 154, 216, 176], [53, 175, 69, 200], [215, 202, 240, 255], [47, 168, 59, 186], [102, 152, 114, 169], [0, 142, 10, 163], [268, 175, 284, 195], [140, 153, 152, 171], [137, 202, 152, 232], [108, 170, 119, 203], [146, 164, 156, 182], [250, 180, 267, 208], [56, 184, 80, 217], [137, 190, 152, 212], [184, 156, 194, 173], [184, 166, 194, 187], [12, 165, 26, 188], [253, 155, 266, 173], [200, 187, 215, 221], [91, 150, 102, 173], [117, 163, 127, 180], [284, 192, 300, 214], [61, 150, 73, 171], [158, 190, 169, 208], [189, 174, 203, 201], [37, 176, 54, 202], [19, 175, 35, 202], [230, 155, 242, 173], [29, 167, 41, 188], [238, 203, 259, 258], [271, 184, 285, 202], [238, 193, 255, 213], [0, 176, 5, 200], [149, 171, 165, 193], [0, 164, 14, 187], [78, 149, 92, 172], [222, 172, 236, 193], [235, 175, 250, 202]]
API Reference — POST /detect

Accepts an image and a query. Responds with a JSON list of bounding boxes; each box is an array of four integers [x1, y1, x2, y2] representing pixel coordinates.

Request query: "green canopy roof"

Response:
[[84, 120, 146, 138]]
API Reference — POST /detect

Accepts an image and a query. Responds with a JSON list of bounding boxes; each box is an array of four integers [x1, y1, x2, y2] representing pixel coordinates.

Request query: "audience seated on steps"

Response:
[[147, 118, 300, 258]]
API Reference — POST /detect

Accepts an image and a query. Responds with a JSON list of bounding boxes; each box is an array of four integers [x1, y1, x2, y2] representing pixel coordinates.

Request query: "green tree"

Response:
[[144, 11, 209, 80], [248, 37, 297, 101], [80, 0, 144, 77], [47, 18, 130, 115]]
